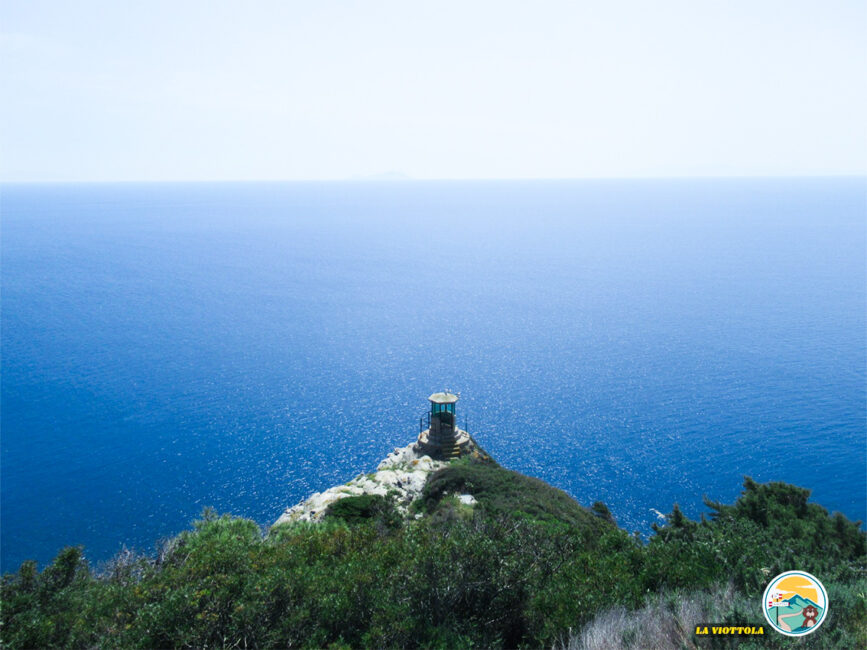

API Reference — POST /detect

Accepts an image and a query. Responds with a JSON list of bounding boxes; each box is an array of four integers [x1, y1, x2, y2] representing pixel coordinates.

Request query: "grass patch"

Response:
[[422, 458, 612, 537]]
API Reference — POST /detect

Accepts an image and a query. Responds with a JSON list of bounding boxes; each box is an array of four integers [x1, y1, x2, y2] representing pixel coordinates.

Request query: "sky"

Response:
[[1, 1, 865, 182]]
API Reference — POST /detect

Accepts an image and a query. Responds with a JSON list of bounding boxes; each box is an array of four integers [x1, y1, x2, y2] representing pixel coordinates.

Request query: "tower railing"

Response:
[[419, 411, 468, 433]]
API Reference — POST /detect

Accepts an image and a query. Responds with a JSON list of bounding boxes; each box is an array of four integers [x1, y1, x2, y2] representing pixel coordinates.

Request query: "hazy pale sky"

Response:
[[2, 1, 865, 181]]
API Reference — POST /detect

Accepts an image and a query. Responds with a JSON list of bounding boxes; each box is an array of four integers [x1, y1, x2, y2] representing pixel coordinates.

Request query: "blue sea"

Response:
[[2, 179, 865, 572]]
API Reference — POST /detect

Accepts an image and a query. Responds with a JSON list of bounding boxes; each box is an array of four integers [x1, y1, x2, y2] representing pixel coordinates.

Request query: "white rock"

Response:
[[273, 439, 449, 527]]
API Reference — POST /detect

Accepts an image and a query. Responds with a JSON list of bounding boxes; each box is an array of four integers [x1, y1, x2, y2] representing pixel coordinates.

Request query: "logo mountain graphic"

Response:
[[783, 594, 822, 611]]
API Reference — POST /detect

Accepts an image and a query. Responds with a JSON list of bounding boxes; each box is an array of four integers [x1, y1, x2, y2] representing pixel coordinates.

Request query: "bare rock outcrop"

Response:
[[273, 440, 448, 526]]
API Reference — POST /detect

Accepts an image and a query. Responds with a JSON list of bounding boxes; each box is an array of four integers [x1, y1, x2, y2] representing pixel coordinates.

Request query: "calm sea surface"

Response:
[[1, 179, 865, 572]]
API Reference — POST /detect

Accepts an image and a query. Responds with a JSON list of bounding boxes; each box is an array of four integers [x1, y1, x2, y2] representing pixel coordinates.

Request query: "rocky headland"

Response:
[[3, 408, 865, 649], [274, 430, 489, 525]]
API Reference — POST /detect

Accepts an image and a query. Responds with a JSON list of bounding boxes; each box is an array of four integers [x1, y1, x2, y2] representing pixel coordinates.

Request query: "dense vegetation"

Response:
[[2, 458, 864, 649]]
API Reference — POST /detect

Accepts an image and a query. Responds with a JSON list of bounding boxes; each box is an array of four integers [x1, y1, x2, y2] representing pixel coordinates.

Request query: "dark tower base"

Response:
[[417, 427, 471, 460]]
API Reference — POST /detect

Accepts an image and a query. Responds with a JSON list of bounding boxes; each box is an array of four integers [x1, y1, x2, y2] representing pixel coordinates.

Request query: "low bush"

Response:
[[1, 469, 864, 649], [325, 494, 401, 528]]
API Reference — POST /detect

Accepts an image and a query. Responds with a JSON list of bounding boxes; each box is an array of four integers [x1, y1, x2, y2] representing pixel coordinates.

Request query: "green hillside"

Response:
[[2, 455, 865, 649]]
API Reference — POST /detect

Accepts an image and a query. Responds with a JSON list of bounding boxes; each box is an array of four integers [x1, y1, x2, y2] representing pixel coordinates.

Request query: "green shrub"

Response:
[[422, 459, 614, 540], [1, 473, 864, 649], [644, 478, 866, 596], [325, 494, 400, 528]]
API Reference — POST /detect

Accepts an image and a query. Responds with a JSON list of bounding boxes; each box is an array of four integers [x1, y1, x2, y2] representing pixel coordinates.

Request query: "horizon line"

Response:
[[2, 173, 866, 185]]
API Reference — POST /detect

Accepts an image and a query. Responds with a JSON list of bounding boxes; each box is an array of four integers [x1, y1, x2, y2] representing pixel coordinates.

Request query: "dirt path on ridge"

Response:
[[777, 611, 804, 632]]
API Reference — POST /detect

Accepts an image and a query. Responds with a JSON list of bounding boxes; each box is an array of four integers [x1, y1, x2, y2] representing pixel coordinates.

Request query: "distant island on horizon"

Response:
[[348, 171, 414, 181]]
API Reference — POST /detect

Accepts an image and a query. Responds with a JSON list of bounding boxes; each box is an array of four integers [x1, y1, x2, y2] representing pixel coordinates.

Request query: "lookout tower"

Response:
[[429, 391, 458, 440], [418, 391, 469, 459]]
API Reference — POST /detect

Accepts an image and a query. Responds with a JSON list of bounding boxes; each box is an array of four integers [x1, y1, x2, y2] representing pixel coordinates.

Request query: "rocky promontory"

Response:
[[273, 431, 489, 526], [5, 424, 865, 650]]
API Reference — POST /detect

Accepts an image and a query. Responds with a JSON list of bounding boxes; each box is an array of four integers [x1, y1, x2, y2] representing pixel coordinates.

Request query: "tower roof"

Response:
[[428, 391, 459, 404]]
